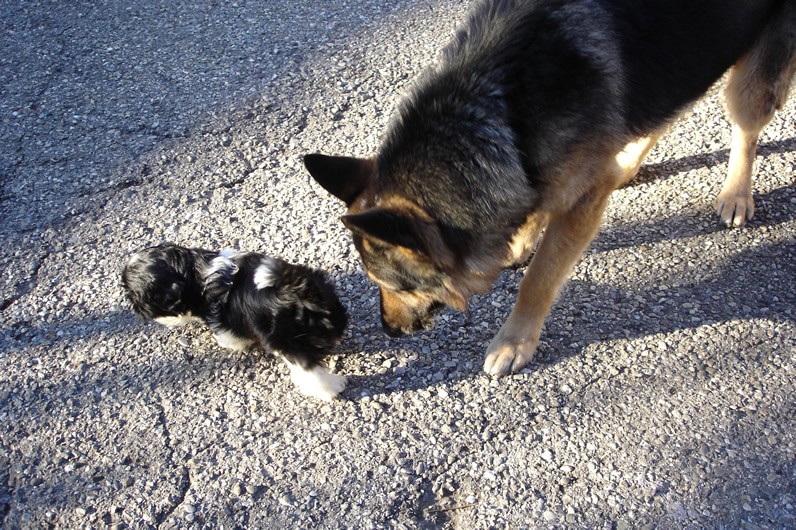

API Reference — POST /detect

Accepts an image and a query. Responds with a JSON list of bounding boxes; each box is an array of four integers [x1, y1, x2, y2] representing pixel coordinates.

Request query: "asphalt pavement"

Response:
[[1, 1, 794, 528]]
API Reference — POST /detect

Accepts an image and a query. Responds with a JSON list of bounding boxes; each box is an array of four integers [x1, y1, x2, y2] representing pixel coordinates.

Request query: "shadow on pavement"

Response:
[[628, 136, 796, 186], [352, 218, 794, 397]]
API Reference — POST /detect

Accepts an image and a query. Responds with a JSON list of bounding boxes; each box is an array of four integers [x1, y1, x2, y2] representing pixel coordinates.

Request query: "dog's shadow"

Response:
[[91, 178, 794, 403], [339, 180, 795, 400], [625, 136, 796, 187], [597, 181, 796, 252]]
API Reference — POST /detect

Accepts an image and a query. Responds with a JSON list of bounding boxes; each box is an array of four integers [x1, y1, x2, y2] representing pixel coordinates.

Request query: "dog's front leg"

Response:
[[484, 192, 610, 375]]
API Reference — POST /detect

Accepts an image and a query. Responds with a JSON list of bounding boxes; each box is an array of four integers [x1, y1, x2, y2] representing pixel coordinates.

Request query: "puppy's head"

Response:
[[305, 154, 484, 337], [121, 244, 199, 325]]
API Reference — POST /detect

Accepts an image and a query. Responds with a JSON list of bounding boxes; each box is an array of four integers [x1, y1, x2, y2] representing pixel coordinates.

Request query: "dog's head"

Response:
[[305, 154, 491, 337], [121, 244, 201, 325]]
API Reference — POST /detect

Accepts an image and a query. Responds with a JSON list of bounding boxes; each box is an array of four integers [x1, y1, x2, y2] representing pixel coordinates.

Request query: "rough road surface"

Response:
[[1, 1, 795, 528]]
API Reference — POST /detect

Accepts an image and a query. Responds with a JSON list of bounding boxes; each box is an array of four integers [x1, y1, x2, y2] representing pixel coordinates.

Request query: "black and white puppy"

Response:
[[121, 243, 348, 400]]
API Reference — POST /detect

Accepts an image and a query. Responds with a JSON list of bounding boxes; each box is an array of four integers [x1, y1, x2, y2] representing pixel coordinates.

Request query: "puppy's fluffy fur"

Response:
[[121, 243, 348, 400]]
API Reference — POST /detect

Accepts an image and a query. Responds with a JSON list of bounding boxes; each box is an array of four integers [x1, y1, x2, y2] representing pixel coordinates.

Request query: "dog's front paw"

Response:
[[213, 330, 254, 352], [483, 339, 537, 376], [715, 191, 754, 228], [290, 365, 347, 401], [483, 321, 540, 376], [312, 371, 347, 401]]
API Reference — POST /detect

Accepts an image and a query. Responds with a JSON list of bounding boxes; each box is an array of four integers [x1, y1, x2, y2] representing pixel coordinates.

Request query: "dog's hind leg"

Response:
[[719, 10, 796, 227], [484, 189, 611, 375], [614, 128, 667, 187]]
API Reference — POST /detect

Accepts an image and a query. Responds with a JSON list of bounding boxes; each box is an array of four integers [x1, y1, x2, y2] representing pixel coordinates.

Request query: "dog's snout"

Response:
[[379, 289, 446, 337], [382, 312, 436, 337]]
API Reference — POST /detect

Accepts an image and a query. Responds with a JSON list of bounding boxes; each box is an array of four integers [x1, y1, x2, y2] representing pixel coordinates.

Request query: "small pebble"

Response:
[[278, 495, 293, 507]]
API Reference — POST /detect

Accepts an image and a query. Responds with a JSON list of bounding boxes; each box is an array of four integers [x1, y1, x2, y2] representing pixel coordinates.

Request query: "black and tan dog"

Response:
[[305, 0, 796, 375]]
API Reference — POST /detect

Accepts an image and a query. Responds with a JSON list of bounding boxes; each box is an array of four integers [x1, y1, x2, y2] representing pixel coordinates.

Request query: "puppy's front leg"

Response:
[[280, 355, 347, 401], [484, 192, 610, 375]]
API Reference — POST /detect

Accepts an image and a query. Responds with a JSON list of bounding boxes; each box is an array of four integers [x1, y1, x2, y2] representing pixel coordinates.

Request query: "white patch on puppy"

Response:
[[284, 359, 347, 401], [207, 254, 238, 279], [214, 330, 254, 351], [253, 257, 279, 289]]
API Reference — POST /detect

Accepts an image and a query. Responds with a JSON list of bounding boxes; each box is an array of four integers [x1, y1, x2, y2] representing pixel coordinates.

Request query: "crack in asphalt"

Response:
[[219, 148, 255, 189], [156, 466, 191, 529], [153, 398, 193, 528], [0, 252, 48, 312], [416, 476, 449, 527], [0, 460, 12, 529]]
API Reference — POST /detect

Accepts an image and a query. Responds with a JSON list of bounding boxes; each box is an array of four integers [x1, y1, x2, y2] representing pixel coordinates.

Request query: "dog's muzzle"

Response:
[[381, 301, 444, 337]]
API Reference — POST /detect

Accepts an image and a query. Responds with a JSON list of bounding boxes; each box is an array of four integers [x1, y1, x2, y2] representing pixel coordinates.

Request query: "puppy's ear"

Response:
[[342, 209, 456, 270], [304, 154, 375, 207]]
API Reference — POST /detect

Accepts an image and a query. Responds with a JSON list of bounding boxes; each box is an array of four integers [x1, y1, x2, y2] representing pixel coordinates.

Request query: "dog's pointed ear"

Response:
[[304, 153, 375, 207], [342, 209, 456, 270]]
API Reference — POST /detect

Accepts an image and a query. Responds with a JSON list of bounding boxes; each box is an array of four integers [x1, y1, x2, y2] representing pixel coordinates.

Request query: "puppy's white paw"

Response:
[[288, 364, 347, 401], [214, 330, 254, 351], [154, 313, 197, 327]]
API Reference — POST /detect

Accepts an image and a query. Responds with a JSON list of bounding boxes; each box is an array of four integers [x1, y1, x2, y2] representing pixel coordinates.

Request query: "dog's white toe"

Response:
[[715, 192, 755, 228], [484, 331, 539, 376]]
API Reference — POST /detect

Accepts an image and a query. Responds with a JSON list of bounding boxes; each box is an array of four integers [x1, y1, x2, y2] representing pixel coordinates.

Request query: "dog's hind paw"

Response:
[[483, 335, 538, 376]]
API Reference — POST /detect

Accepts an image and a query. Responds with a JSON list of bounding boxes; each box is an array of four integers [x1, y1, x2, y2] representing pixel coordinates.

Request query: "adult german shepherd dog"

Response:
[[305, 0, 796, 375]]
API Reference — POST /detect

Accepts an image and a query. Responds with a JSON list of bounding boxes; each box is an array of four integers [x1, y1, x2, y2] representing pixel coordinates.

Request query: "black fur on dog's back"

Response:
[[606, 0, 781, 133], [441, 0, 780, 129], [203, 253, 348, 369], [383, 0, 782, 222]]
